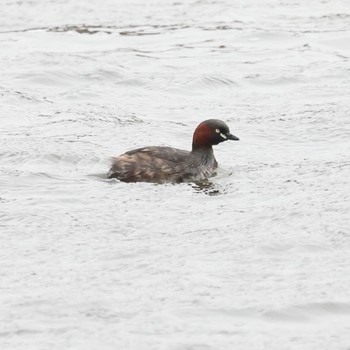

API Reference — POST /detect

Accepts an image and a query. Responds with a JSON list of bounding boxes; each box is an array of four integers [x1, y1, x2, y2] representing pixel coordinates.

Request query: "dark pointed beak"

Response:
[[226, 132, 239, 141]]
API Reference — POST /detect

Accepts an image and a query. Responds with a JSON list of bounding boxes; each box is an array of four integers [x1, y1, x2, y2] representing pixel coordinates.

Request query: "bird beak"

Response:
[[226, 132, 239, 141]]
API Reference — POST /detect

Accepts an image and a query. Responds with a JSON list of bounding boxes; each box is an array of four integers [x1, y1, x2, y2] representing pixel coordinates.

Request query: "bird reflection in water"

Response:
[[190, 179, 222, 196]]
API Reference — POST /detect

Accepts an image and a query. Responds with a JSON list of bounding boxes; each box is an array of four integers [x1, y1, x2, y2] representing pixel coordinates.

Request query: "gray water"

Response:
[[1, 0, 350, 349]]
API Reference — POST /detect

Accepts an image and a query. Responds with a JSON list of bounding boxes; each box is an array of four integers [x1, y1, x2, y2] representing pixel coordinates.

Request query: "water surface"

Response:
[[1, 0, 350, 349]]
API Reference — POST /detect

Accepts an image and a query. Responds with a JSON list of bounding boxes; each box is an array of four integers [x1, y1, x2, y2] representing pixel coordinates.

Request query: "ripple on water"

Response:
[[186, 74, 238, 91], [262, 302, 350, 323], [180, 301, 350, 326], [256, 243, 331, 255]]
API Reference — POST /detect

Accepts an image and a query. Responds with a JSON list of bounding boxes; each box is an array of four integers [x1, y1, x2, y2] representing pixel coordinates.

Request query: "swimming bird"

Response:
[[107, 119, 239, 183]]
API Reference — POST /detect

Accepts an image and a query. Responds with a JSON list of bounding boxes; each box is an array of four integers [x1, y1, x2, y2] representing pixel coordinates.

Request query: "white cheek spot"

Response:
[[220, 132, 227, 139]]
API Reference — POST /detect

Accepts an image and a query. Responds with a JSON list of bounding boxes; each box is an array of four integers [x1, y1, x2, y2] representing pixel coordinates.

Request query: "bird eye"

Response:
[[215, 129, 220, 133]]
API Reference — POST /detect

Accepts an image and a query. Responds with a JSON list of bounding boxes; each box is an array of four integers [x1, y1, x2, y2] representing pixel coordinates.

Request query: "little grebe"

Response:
[[107, 119, 239, 183]]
